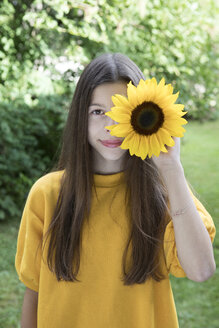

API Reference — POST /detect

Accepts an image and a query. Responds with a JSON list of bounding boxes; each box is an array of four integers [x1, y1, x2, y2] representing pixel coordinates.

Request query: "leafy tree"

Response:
[[0, 0, 218, 221], [0, 0, 218, 119]]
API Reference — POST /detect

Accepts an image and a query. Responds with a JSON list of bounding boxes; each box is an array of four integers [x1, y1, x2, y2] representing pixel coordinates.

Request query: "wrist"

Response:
[[159, 160, 184, 179]]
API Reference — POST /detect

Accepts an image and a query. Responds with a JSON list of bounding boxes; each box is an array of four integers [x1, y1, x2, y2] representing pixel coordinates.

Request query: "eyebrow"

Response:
[[89, 103, 106, 108]]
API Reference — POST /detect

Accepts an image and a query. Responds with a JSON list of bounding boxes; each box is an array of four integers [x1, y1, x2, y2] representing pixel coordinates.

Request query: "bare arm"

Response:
[[153, 137, 216, 282], [21, 287, 38, 328], [162, 161, 216, 281]]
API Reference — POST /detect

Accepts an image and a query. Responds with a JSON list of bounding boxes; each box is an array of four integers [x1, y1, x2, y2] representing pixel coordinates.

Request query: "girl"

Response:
[[15, 53, 216, 328]]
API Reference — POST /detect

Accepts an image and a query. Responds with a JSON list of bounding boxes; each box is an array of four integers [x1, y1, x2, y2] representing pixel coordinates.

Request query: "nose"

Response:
[[105, 115, 118, 132], [105, 115, 118, 126]]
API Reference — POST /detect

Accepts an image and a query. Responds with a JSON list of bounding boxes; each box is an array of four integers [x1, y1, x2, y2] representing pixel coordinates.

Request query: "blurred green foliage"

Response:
[[0, 95, 68, 220], [1, 0, 218, 117], [0, 0, 218, 221]]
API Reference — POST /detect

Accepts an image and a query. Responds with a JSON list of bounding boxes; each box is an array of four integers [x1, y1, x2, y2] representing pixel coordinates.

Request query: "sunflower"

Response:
[[105, 77, 188, 160]]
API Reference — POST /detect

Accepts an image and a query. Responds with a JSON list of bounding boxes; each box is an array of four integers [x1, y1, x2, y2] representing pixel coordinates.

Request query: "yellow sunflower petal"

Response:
[[154, 131, 168, 153], [108, 123, 133, 137], [148, 81, 160, 101], [153, 90, 170, 105], [137, 79, 147, 104], [168, 91, 179, 103], [152, 94, 172, 108], [110, 106, 131, 114], [166, 84, 174, 95], [127, 82, 139, 107], [145, 78, 167, 102], [165, 122, 186, 131], [180, 111, 187, 117], [163, 124, 186, 137], [167, 135, 175, 147], [137, 79, 146, 90], [160, 144, 168, 153], [158, 77, 165, 88], [120, 131, 135, 149], [163, 104, 186, 115], [147, 137, 154, 158], [104, 124, 116, 131], [156, 78, 172, 98], [143, 85, 156, 102], [158, 92, 179, 108], [151, 77, 158, 87], [127, 133, 141, 156], [105, 111, 130, 123], [164, 112, 188, 122], [112, 95, 132, 109], [132, 134, 141, 156], [172, 104, 185, 111], [136, 136, 148, 160], [150, 134, 161, 157], [164, 108, 187, 118], [158, 128, 175, 147], [166, 118, 188, 126], [140, 137, 149, 160], [128, 133, 136, 156]]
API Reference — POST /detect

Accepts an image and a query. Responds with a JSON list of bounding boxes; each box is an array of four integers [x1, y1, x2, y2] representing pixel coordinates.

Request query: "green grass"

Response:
[[0, 219, 25, 328], [0, 120, 218, 328]]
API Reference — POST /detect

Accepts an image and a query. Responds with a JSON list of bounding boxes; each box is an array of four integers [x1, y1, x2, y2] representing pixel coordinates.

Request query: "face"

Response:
[[88, 81, 128, 174]]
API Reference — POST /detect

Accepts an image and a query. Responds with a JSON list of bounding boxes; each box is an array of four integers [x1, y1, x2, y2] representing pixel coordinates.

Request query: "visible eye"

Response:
[[91, 109, 105, 115]]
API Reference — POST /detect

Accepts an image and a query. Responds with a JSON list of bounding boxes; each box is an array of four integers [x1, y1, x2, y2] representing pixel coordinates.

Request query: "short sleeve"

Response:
[[163, 187, 216, 278], [15, 181, 45, 292]]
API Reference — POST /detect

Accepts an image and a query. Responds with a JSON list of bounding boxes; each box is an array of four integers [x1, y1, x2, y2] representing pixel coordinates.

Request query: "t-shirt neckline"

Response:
[[93, 171, 125, 187]]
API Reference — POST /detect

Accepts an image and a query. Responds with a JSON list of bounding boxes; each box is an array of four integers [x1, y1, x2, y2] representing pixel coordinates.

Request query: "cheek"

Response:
[[88, 117, 107, 132], [88, 119, 102, 143]]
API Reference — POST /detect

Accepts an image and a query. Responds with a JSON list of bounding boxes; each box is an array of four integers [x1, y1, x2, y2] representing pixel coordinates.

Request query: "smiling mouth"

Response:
[[100, 140, 122, 148]]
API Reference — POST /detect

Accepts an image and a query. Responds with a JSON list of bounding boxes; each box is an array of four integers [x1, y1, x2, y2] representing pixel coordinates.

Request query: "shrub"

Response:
[[0, 94, 69, 221]]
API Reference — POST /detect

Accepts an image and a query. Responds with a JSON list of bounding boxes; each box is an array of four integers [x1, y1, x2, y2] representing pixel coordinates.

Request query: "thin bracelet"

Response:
[[171, 201, 194, 218]]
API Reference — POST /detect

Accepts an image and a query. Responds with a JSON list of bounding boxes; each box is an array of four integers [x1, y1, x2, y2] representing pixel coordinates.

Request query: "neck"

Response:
[[92, 152, 127, 175]]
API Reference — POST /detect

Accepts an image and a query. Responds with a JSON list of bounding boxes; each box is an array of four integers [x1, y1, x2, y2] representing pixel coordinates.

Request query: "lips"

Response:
[[100, 139, 123, 148]]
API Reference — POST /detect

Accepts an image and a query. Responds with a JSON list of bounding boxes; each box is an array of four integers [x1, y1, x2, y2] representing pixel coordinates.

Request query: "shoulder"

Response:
[[29, 170, 65, 197]]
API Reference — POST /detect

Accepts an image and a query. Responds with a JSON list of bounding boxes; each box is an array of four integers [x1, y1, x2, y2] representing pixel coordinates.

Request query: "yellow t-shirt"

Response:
[[15, 170, 216, 328]]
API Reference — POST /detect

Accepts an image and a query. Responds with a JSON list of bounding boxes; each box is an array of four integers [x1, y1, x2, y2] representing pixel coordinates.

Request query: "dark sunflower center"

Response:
[[130, 101, 164, 135]]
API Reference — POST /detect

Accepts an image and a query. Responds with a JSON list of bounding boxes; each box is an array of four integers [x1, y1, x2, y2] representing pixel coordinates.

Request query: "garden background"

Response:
[[0, 0, 218, 327]]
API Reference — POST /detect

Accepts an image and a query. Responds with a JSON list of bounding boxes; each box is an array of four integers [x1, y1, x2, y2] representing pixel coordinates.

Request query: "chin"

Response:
[[103, 154, 125, 161], [93, 146, 127, 161], [101, 150, 127, 161]]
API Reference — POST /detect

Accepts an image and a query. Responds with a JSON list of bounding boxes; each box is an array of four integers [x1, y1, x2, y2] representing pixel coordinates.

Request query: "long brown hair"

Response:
[[42, 53, 170, 285]]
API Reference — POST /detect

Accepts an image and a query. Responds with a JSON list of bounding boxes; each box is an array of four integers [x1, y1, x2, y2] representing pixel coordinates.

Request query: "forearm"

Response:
[[162, 162, 216, 281], [21, 287, 38, 328]]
